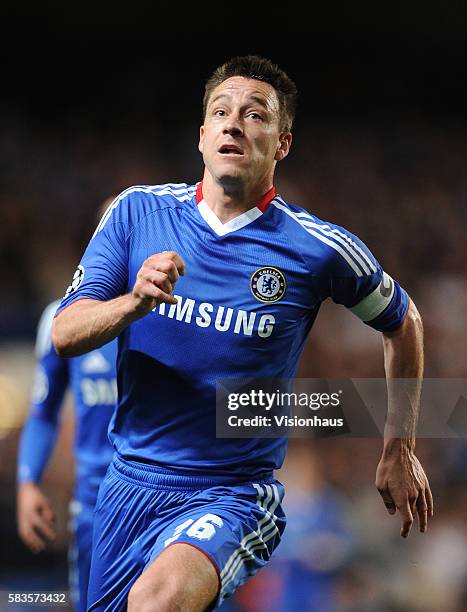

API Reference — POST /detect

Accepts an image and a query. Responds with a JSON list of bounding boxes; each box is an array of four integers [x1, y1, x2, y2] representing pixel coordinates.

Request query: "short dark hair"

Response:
[[203, 55, 297, 132]]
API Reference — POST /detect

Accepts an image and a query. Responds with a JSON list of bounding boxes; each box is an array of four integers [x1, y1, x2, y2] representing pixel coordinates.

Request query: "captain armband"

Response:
[[349, 272, 395, 322]]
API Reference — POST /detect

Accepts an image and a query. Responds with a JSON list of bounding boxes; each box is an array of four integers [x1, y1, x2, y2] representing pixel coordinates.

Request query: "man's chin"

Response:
[[216, 172, 246, 190]]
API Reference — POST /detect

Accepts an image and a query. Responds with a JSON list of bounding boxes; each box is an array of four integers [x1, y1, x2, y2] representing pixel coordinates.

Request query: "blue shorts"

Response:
[[68, 499, 95, 612], [87, 456, 286, 611]]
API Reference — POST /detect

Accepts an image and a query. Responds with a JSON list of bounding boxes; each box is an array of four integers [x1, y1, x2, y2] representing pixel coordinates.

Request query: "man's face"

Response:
[[199, 76, 291, 189]]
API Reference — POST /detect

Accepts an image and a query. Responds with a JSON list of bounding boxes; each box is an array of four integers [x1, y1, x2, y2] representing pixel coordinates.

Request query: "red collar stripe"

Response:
[[195, 182, 276, 213], [257, 186, 276, 212], [196, 182, 203, 204]]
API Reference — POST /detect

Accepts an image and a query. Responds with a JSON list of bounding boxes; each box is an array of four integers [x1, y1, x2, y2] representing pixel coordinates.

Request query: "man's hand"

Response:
[[53, 251, 186, 357], [131, 251, 186, 315], [17, 482, 56, 553], [375, 443, 434, 538]]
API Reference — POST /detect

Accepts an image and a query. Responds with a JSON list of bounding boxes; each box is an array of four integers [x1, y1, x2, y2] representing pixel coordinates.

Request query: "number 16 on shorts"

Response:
[[164, 514, 224, 546]]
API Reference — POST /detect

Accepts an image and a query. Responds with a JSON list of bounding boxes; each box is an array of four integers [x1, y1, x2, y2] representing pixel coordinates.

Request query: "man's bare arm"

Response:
[[375, 299, 433, 537], [52, 295, 139, 357], [52, 251, 185, 357]]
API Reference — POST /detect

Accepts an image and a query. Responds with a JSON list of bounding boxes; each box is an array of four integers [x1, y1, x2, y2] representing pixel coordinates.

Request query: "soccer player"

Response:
[[52, 56, 433, 611], [17, 299, 117, 611]]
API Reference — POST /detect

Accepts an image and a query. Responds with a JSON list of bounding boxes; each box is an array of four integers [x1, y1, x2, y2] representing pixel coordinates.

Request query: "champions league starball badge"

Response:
[[250, 267, 286, 303], [64, 264, 85, 298]]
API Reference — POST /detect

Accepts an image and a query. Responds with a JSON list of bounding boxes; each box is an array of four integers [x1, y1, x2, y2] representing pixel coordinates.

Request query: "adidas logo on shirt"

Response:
[[81, 351, 111, 374]]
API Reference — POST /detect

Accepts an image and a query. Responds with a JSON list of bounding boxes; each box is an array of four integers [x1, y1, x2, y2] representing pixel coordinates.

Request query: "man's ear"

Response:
[[274, 132, 292, 162], [198, 125, 204, 154]]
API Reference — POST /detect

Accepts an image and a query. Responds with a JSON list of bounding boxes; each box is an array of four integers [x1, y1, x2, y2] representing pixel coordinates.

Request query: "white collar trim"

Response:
[[197, 199, 263, 236]]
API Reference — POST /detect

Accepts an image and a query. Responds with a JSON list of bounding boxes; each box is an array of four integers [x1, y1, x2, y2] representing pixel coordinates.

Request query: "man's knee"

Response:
[[128, 575, 178, 612], [127, 544, 219, 612]]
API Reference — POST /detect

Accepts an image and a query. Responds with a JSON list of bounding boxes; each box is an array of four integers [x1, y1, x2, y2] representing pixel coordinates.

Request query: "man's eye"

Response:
[[214, 110, 225, 117], [249, 113, 263, 121]]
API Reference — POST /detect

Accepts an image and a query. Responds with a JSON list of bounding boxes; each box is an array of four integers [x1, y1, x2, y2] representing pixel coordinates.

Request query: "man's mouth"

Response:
[[218, 144, 244, 155]]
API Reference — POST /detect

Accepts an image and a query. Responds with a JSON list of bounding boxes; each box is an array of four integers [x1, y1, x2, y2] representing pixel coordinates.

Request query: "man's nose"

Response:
[[223, 116, 243, 136]]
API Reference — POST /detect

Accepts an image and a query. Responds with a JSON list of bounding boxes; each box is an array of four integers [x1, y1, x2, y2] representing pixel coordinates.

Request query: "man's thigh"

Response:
[[144, 480, 286, 608], [87, 465, 285, 611], [128, 543, 219, 612]]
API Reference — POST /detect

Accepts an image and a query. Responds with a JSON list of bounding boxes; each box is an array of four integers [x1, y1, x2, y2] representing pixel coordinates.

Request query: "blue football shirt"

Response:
[[55, 183, 408, 477]]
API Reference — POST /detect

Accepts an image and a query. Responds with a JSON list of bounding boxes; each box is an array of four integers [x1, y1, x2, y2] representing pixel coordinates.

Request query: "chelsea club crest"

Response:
[[250, 267, 286, 303]]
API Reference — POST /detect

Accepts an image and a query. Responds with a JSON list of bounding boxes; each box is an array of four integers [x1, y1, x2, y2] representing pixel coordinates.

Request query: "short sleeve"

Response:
[[55, 193, 130, 316], [317, 224, 409, 332]]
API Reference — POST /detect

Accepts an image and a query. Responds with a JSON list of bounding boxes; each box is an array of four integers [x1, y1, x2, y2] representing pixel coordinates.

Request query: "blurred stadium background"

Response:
[[1, 8, 466, 612]]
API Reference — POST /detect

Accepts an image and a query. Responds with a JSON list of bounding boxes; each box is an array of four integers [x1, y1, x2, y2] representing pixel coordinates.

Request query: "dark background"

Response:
[[1, 7, 466, 611], [1, 6, 467, 337]]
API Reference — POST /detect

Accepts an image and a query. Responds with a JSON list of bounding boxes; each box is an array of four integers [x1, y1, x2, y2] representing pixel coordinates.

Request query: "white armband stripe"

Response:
[[350, 273, 395, 321]]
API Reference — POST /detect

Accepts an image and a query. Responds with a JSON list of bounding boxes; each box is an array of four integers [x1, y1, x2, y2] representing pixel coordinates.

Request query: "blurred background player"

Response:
[[16, 201, 118, 612]]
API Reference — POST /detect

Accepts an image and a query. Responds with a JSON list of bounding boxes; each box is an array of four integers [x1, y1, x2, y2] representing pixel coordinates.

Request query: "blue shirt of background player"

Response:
[[18, 300, 117, 505]]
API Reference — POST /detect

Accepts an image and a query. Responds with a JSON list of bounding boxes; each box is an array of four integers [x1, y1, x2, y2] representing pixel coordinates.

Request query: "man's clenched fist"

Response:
[[131, 251, 186, 315]]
